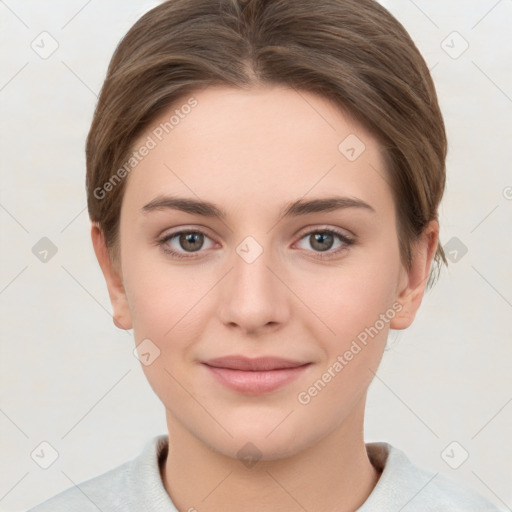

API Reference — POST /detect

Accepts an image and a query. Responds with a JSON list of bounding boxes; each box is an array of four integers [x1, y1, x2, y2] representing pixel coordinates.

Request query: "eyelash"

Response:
[[157, 227, 355, 261]]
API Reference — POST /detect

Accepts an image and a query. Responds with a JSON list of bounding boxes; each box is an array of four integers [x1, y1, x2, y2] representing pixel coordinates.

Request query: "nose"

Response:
[[216, 239, 289, 335]]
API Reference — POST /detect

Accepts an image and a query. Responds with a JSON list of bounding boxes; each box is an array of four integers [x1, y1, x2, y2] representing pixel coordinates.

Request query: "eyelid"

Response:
[[157, 224, 216, 240], [295, 224, 355, 241]]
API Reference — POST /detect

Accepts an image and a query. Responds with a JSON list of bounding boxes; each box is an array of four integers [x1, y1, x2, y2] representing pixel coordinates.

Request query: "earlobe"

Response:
[[390, 221, 440, 330], [90, 223, 133, 330]]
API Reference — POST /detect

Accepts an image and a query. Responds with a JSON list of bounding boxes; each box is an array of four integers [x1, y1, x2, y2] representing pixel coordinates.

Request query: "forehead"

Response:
[[122, 85, 394, 221]]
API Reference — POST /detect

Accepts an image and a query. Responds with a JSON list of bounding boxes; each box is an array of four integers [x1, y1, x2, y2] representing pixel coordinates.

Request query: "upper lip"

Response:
[[203, 356, 310, 371]]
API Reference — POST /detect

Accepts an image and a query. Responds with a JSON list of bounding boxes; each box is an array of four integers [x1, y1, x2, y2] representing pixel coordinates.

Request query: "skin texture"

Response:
[[92, 85, 439, 512]]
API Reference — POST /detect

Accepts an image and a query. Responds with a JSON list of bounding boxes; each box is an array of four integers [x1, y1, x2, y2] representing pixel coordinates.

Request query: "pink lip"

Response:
[[202, 356, 311, 394]]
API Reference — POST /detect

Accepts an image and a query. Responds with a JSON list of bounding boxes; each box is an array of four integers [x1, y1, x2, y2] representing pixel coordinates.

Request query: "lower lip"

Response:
[[203, 364, 311, 394]]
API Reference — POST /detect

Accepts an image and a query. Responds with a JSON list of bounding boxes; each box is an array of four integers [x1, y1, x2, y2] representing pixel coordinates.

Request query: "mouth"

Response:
[[202, 355, 312, 394]]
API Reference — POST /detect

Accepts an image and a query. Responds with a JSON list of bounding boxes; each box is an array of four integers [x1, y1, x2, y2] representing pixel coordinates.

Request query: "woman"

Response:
[[28, 0, 503, 510]]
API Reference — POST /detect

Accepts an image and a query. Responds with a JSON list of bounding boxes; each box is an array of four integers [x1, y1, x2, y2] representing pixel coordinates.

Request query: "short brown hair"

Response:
[[86, 0, 448, 287]]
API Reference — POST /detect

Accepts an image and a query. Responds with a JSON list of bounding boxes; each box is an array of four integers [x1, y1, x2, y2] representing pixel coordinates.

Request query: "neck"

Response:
[[161, 397, 381, 512]]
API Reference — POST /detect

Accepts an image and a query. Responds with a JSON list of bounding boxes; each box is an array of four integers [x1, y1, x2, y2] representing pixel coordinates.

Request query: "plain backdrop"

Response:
[[0, 1, 511, 511]]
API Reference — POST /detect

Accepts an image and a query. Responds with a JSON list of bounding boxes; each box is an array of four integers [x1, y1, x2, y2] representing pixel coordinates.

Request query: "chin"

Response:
[[199, 418, 318, 464]]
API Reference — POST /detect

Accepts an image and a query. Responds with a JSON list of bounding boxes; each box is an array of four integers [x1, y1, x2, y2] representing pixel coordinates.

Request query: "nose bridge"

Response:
[[218, 231, 287, 331], [232, 233, 279, 296]]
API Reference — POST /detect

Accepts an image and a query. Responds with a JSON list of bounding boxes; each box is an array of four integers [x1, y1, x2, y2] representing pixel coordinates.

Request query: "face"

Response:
[[94, 85, 436, 461]]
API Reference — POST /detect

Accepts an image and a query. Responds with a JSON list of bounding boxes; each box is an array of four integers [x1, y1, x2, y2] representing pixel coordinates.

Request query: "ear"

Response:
[[390, 220, 439, 330], [90, 223, 133, 330]]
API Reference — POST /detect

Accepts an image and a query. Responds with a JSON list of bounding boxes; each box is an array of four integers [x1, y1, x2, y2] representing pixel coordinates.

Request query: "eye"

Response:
[[158, 227, 355, 260], [159, 229, 216, 259], [295, 228, 354, 259]]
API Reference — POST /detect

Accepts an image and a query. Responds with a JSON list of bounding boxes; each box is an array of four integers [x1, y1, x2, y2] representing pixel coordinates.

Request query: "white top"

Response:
[[27, 435, 503, 511]]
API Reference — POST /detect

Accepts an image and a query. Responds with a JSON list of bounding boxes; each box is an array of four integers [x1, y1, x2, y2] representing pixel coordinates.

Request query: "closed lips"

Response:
[[203, 356, 311, 371]]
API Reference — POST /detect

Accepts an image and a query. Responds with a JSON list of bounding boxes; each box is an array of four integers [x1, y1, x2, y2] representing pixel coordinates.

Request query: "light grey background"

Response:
[[1, 1, 511, 511]]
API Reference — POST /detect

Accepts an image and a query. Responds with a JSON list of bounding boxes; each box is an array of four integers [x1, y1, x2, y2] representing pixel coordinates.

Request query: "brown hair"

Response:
[[86, 0, 448, 287]]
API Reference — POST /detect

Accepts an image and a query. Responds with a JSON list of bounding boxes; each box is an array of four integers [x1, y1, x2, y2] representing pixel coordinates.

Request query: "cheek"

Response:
[[313, 250, 401, 344], [124, 260, 205, 345], [123, 261, 210, 404], [304, 241, 402, 398], [297, 263, 400, 422]]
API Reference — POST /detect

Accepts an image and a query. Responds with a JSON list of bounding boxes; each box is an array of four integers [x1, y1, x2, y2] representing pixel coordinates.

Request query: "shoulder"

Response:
[[361, 441, 504, 511], [26, 459, 133, 512], [26, 435, 174, 512]]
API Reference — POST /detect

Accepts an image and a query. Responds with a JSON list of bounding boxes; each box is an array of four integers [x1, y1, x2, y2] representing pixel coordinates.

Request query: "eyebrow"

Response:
[[141, 195, 376, 219]]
